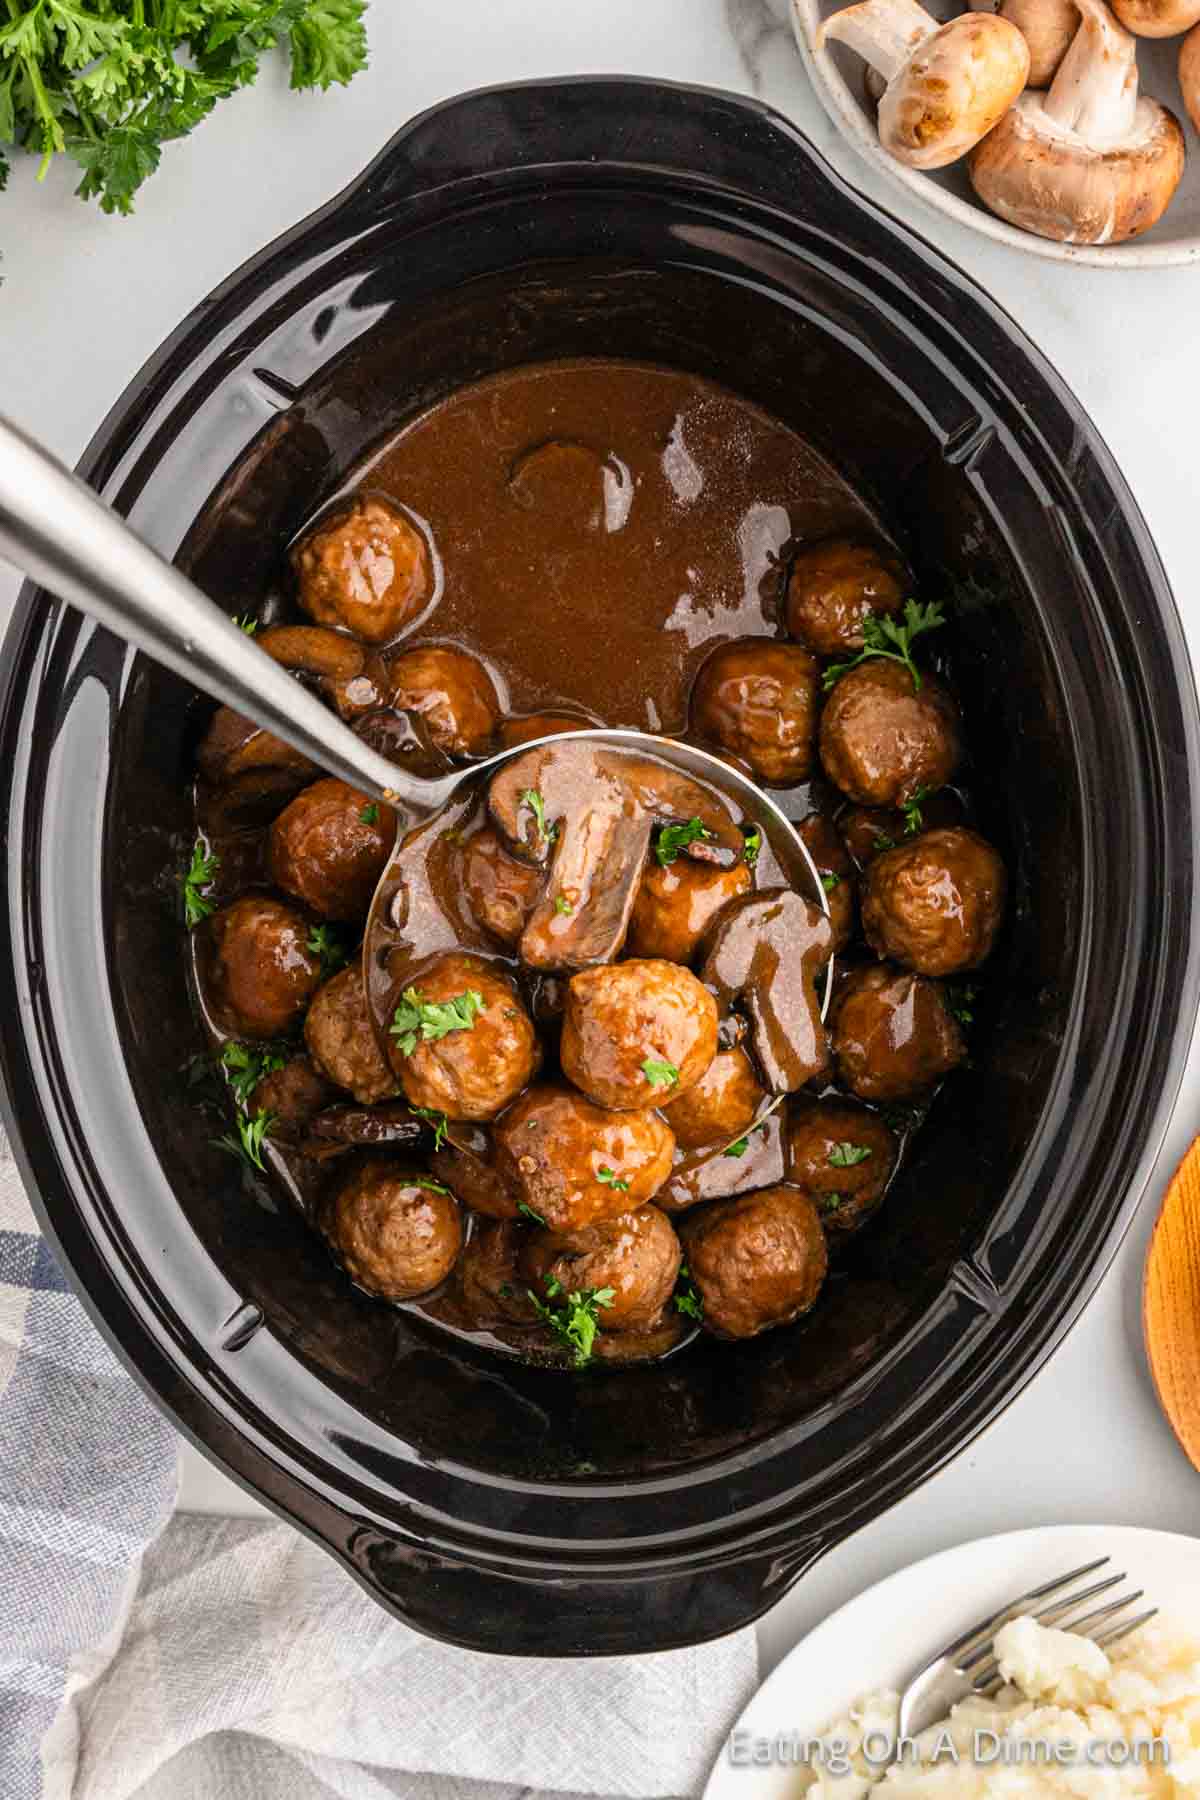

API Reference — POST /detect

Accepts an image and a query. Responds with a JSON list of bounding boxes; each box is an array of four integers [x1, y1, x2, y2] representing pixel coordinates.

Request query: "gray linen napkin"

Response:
[[0, 1121, 758, 1800]]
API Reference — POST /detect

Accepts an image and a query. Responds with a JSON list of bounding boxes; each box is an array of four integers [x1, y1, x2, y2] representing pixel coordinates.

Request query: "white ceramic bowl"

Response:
[[791, 0, 1200, 266], [705, 1525, 1200, 1800]]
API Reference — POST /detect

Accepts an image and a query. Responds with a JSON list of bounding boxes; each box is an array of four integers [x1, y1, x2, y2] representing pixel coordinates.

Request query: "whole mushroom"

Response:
[[1181, 24, 1200, 131], [969, 0, 1186, 244], [1112, 0, 1200, 36], [821, 0, 1031, 168], [999, 0, 1079, 84]]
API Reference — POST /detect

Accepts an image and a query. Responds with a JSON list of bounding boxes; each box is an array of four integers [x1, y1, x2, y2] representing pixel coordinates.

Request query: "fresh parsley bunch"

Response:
[[0, 1, 369, 215]]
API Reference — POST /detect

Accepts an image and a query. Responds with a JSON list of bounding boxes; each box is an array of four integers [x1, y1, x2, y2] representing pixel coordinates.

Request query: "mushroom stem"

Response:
[[1042, 0, 1138, 144], [819, 0, 938, 82]]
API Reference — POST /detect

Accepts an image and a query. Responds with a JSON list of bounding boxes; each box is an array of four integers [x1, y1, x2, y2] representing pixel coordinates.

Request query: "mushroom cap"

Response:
[[1112, 0, 1200, 34], [1000, 0, 1078, 86], [968, 90, 1185, 242], [1181, 24, 1200, 132], [878, 13, 1031, 168]]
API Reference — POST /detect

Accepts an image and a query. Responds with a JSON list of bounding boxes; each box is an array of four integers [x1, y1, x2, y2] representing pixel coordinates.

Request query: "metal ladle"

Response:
[[0, 413, 827, 973]]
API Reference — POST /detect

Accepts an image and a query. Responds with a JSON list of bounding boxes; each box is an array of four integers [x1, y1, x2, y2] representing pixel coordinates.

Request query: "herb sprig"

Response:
[[641, 1057, 679, 1089], [823, 600, 946, 693], [182, 838, 218, 927], [529, 1275, 615, 1367], [307, 924, 348, 979], [215, 1108, 275, 1173], [1, 2, 369, 217], [656, 817, 714, 867], [828, 1141, 873, 1169], [390, 987, 486, 1057], [902, 787, 930, 836], [409, 1105, 449, 1151], [675, 1263, 704, 1322], [597, 1165, 630, 1192], [221, 1041, 286, 1110]]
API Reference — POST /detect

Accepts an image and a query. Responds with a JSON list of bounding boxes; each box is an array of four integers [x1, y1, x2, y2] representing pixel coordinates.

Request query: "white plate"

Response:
[[790, 0, 1200, 267], [705, 1524, 1200, 1800]]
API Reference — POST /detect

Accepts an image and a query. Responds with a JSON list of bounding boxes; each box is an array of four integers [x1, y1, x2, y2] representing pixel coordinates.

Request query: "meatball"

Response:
[[325, 1159, 462, 1301], [690, 639, 820, 785], [387, 645, 500, 757], [820, 660, 961, 807], [626, 857, 752, 964], [207, 896, 322, 1040], [247, 1054, 334, 1141], [453, 1218, 534, 1326], [861, 827, 1006, 976], [292, 494, 430, 645], [832, 962, 966, 1101], [679, 1185, 827, 1340], [392, 953, 540, 1121], [493, 1083, 675, 1233], [521, 1206, 682, 1335], [786, 1098, 897, 1236], [460, 826, 544, 947], [268, 778, 396, 922], [798, 811, 856, 953], [560, 960, 718, 1111], [662, 1047, 764, 1152], [785, 536, 907, 658], [304, 964, 397, 1105]]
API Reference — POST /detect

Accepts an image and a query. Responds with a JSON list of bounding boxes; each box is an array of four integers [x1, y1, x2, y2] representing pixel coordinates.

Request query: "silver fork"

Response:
[[894, 1557, 1157, 1748]]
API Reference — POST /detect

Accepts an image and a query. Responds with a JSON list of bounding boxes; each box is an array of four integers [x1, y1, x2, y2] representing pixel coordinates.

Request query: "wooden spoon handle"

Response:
[[1144, 1133, 1200, 1474]]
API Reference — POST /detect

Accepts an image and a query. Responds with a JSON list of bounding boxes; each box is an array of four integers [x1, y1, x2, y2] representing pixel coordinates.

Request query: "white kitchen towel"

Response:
[[1, 1116, 758, 1800]]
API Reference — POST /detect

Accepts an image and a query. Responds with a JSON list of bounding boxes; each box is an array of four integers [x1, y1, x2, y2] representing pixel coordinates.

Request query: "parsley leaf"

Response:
[[360, 802, 380, 825], [656, 817, 714, 866], [528, 1277, 615, 1367], [6, 1, 369, 216], [596, 1165, 630, 1192], [819, 1192, 844, 1215], [945, 981, 979, 1027], [742, 824, 762, 868], [721, 1093, 786, 1157], [408, 1106, 449, 1151], [554, 895, 573, 916], [407, 1175, 450, 1194], [390, 987, 486, 1057], [828, 1141, 873, 1168], [902, 787, 929, 836], [182, 838, 218, 927], [306, 924, 348, 979], [517, 1201, 548, 1227], [675, 1263, 704, 1321], [641, 1057, 679, 1089], [221, 1041, 287, 1110], [233, 613, 258, 636], [821, 870, 842, 894], [520, 789, 551, 840], [215, 1108, 276, 1172], [822, 599, 946, 693], [874, 833, 896, 853]]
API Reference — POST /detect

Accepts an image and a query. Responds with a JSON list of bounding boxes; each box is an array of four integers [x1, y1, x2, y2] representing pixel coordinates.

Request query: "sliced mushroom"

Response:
[[256, 625, 367, 680], [699, 890, 834, 1094], [309, 1101, 426, 1147], [969, 0, 1186, 244], [197, 703, 318, 785], [1000, 0, 1078, 85], [822, 0, 1031, 168], [488, 741, 743, 971], [1181, 23, 1200, 131]]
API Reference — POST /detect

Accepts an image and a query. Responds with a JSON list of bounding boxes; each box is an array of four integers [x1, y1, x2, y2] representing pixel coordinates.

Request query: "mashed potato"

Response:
[[797, 1613, 1200, 1795]]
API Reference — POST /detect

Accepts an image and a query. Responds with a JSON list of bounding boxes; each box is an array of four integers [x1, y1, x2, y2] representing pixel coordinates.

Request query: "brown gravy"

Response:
[[351, 358, 879, 732]]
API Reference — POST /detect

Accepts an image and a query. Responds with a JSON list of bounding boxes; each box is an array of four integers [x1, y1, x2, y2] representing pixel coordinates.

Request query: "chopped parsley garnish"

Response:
[[742, 824, 762, 867], [233, 614, 258, 636], [221, 1041, 286, 1110], [821, 870, 842, 894], [874, 833, 896, 853], [528, 1274, 615, 1367], [656, 817, 715, 866], [819, 1192, 844, 1215], [674, 1262, 704, 1321], [520, 788, 551, 840], [554, 895, 574, 915], [360, 803, 380, 825], [945, 981, 979, 1027], [597, 1166, 630, 1192], [722, 1094, 786, 1158], [517, 1201, 548, 1227], [641, 1057, 680, 1089], [822, 599, 946, 693], [902, 787, 929, 835], [724, 1136, 750, 1159], [182, 838, 219, 927], [306, 924, 348, 979], [390, 987, 486, 1057], [215, 1109, 275, 1173], [409, 1106, 449, 1151], [828, 1141, 873, 1168], [408, 1175, 450, 1194]]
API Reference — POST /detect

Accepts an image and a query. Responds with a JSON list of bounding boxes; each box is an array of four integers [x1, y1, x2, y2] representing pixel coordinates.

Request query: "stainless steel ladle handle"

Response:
[[0, 412, 425, 809]]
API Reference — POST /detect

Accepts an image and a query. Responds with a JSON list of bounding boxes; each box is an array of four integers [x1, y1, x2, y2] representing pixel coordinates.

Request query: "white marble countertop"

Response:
[[3, 0, 1200, 1683]]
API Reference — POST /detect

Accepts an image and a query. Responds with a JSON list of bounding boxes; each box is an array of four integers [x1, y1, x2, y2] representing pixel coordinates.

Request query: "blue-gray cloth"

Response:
[[0, 1123, 178, 1800]]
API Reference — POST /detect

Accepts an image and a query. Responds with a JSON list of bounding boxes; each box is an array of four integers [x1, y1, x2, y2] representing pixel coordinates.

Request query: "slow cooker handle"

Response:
[[343, 76, 846, 223]]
